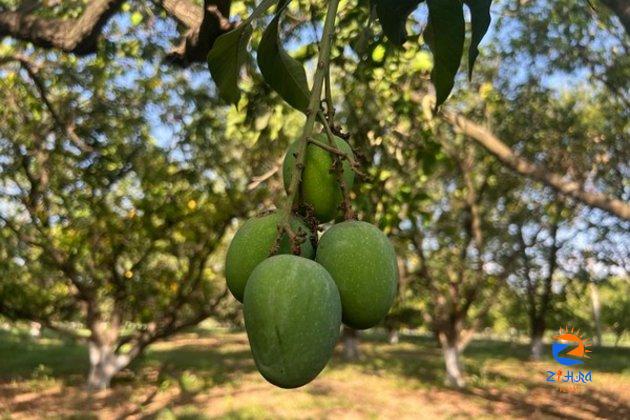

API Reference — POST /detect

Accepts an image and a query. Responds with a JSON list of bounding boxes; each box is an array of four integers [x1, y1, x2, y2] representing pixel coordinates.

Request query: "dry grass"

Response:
[[0, 328, 628, 419]]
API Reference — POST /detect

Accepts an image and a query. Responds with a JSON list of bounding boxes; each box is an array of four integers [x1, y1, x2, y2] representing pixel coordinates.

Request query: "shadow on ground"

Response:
[[1, 328, 628, 418]]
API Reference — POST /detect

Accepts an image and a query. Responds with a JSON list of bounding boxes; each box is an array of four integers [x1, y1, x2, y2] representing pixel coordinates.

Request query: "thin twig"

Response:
[[313, 118, 367, 178], [315, 114, 357, 220], [271, 0, 342, 252], [247, 158, 282, 190]]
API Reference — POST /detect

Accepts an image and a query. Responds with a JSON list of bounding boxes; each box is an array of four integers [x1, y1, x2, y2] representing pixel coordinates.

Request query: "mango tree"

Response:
[[0, 46, 268, 389]]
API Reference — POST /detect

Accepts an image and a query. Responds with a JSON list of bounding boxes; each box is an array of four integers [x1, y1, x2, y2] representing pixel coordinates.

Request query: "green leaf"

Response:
[[207, 25, 254, 105], [206, 0, 277, 105], [424, 0, 465, 108], [257, 0, 310, 112], [465, 0, 492, 80], [374, 0, 424, 46]]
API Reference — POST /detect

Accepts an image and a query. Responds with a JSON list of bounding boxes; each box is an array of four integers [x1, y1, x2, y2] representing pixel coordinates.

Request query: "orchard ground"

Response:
[[0, 323, 628, 419]]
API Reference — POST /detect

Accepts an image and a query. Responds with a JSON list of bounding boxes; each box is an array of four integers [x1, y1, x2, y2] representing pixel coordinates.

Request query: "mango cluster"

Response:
[[225, 134, 398, 388]]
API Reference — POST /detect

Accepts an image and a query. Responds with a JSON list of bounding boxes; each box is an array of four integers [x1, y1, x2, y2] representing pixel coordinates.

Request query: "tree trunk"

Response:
[[530, 327, 545, 360], [342, 326, 361, 361], [441, 340, 466, 388], [529, 314, 546, 360], [87, 340, 129, 390], [387, 328, 400, 344], [438, 330, 466, 388], [29, 321, 41, 337], [590, 282, 602, 346], [530, 333, 544, 360], [88, 341, 121, 391], [86, 317, 133, 390]]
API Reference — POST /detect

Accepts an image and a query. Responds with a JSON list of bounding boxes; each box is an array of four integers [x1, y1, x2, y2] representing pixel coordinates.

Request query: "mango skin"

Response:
[[283, 134, 355, 223], [243, 255, 342, 388], [316, 221, 398, 330], [225, 212, 314, 302]]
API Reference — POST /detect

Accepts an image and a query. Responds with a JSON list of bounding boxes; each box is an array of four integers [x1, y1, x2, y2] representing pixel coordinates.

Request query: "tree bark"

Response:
[[530, 332, 544, 360], [530, 314, 546, 360], [438, 331, 466, 388], [87, 340, 130, 390], [444, 112, 630, 220], [590, 282, 602, 346], [342, 326, 361, 361], [0, 1, 232, 64], [29, 321, 41, 337], [86, 317, 133, 390], [165, 0, 232, 65], [0, 0, 124, 55], [387, 328, 400, 344], [159, 0, 204, 27]]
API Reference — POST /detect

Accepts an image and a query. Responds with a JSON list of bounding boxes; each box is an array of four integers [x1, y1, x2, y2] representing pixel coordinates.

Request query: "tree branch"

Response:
[[163, 0, 233, 65], [408, 219, 438, 295], [0, 0, 233, 65], [0, 0, 125, 55], [458, 160, 486, 318], [539, 217, 560, 318], [247, 158, 282, 190], [0, 54, 94, 152], [156, 0, 203, 28], [7, 146, 93, 301], [117, 288, 229, 357], [517, 223, 538, 321], [444, 112, 630, 220]]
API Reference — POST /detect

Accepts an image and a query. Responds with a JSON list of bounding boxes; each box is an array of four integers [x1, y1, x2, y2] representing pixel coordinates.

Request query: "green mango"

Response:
[[283, 133, 355, 222], [316, 221, 398, 329], [243, 255, 342, 388], [225, 212, 314, 302]]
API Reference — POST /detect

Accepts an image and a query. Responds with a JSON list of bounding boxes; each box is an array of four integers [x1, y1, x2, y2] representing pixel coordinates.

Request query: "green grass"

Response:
[[1, 328, 628, 388], [0, 329, 87, 382], [1, 327, 629, 419]]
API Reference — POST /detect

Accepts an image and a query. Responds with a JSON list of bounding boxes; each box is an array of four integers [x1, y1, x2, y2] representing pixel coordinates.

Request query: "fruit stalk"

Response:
[[276, 0, 341, 244], [316, 113, 362, 220]]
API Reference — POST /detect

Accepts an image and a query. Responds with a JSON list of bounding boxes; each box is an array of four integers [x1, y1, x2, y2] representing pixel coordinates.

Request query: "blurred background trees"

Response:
[[0, 45, 258, 388]]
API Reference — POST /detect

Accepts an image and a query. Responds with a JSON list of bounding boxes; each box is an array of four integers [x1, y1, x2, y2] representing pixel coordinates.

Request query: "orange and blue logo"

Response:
[[551, 326, 592, 366], [546, 326, 593, 392]]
